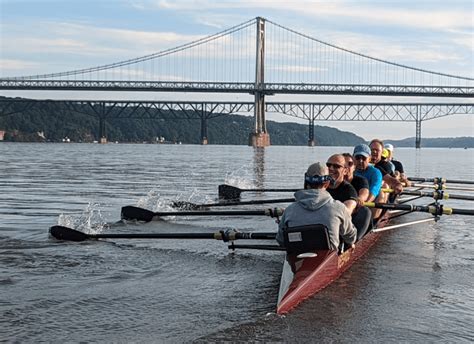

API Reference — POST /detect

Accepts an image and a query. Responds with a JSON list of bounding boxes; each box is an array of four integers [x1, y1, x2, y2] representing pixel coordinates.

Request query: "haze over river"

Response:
[[1, 143, 473, 343]]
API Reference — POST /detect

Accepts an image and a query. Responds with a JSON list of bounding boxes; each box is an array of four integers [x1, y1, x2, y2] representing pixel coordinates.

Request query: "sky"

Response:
[[0, 0, 473, 140]]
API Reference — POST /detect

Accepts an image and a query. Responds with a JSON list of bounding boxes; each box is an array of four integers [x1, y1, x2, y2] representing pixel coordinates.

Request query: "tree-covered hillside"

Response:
[[0, 97, 365, 146]]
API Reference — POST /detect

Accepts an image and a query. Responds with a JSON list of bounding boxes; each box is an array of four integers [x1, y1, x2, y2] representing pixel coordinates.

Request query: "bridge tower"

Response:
[[248, 17, 270, 147]]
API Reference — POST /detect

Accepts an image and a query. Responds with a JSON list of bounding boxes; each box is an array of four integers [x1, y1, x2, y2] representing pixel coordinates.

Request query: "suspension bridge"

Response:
[[1, 17, 472, 147]]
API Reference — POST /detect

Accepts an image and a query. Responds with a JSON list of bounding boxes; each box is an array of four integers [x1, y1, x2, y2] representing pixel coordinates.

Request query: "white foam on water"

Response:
[[57, 202, 108, 234]]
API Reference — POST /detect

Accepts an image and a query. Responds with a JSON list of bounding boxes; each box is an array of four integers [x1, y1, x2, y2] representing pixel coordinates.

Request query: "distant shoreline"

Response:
[[0, 140, 472, 148]]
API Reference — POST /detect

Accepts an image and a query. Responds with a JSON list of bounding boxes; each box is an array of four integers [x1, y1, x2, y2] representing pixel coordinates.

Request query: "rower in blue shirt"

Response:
[[353, 144, 382, 202]]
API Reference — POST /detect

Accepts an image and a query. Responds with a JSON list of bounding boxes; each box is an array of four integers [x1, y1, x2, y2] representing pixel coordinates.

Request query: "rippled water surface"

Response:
[[1, 143, 473, 343]]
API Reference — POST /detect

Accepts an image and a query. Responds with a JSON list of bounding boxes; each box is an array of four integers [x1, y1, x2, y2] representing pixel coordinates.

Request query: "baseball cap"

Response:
[[353, 144, 371, 158], [306, 162, 329, 177], [384, 143, 394, 151], [304, 162, 332, 186]]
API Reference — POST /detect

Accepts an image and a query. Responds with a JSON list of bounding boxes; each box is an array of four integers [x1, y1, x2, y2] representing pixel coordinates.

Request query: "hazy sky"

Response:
[[0, 0, 473, 140]]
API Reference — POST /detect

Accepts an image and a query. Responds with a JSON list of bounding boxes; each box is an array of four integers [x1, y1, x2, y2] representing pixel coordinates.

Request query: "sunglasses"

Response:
[[326, 162, 344, 169], [354, 155, 368, 161]]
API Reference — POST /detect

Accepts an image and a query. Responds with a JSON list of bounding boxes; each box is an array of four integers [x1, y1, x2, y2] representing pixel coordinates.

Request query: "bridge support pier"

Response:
[[415, 120, 422, 149], [200, 114, 208, 145], [98, 114, 107, 144], [415, 106, 421, 149], [249, 16, 270, 148], [308, 118, 315, 146]]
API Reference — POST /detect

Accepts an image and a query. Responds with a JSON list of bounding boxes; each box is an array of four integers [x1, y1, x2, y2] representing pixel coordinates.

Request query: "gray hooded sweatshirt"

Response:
[[276, 189, 356, 250]]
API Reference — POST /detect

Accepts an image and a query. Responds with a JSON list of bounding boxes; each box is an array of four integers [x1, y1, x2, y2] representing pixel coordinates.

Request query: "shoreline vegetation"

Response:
[[0, 96, 472, 147]]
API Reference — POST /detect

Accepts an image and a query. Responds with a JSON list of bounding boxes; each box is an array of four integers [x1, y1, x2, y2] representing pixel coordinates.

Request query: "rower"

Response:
[[370, 139, 403, 218], [326, 154, 358, 214], [381, 149, 395, 174], [275, 162, 356, 251], [369, 139, 403, 195], [353, 144, 383, 203], [384, 143, 411, 187], [327, 153, 372, 240], [342, 152, 370, 204]]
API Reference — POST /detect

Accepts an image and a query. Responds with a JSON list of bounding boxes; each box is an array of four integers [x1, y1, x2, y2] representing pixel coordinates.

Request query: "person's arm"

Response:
[[357, 187, 370, 205], [368, 168, 383, 200], [383, 174, 403, 194], [343, 199, 357, 214], [276, 212, 288, 247], [400, 173, 411, 187], [355, 176, 370, 204]]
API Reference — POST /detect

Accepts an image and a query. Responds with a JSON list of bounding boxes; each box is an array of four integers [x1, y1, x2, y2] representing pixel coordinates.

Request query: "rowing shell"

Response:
[[277, 212, 391, 315]]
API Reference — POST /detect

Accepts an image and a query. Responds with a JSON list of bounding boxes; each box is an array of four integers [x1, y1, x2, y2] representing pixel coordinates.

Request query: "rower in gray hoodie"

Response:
[[276, 162, 357, 251]]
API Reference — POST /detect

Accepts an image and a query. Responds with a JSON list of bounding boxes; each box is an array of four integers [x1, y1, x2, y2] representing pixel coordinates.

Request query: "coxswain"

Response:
[[275, 162, 356, 251]]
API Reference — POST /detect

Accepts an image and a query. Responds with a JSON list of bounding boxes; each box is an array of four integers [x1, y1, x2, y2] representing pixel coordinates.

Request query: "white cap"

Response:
[[384, 143, 394, 151]]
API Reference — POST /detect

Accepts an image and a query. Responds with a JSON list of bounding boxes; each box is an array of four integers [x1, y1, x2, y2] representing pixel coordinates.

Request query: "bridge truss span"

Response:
[[265, 102, 474, 122], [1, 79, 473, 97], [0, 97, 472, 147]]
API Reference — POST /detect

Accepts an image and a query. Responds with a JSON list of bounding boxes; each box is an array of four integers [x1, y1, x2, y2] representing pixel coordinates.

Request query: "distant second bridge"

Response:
[[1, 97, 472, 147]]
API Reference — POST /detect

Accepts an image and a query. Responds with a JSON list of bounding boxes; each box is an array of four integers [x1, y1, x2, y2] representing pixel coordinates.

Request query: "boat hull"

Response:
[[277, 215, 390, 315]]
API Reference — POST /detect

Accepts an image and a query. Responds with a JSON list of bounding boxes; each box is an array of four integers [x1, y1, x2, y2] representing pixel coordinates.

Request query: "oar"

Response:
[[409, 183, 474, 191], [372, 218, 436, 233], [402, 190, 474, 201], [172, 197, 295, 210], [218, 184, 299, 200], [384, 188, 474, 201], [364, 202, 474, 216], [121, 205, 284, 222], [49, 225, 277, 242], [409, 177, 474, 185]]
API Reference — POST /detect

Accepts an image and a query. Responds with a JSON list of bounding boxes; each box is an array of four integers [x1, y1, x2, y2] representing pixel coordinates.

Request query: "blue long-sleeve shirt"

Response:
[[355, 165, 382, 198]]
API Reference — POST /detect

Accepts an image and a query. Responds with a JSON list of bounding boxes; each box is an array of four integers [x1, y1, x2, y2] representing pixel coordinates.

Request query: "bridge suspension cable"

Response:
[[265, 19, 473, 83], [3, 16, 473, 90], [9, 18, 257, 81]]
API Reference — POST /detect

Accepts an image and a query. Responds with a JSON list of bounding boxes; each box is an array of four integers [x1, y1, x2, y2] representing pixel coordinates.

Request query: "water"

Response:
[[1, 143, 473, 343]]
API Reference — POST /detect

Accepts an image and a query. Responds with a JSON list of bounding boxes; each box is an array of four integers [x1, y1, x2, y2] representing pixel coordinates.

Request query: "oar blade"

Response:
[[121, 206, 156, 222], [218, 184, 241, 200], [49, 225, 90, 242]]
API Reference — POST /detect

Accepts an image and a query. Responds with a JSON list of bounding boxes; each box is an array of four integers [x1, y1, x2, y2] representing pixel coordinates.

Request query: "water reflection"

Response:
[[253, 147, 265, 189]]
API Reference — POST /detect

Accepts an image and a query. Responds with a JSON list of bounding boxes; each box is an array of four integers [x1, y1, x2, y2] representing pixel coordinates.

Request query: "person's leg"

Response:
[[352, 206, 373, 240]]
